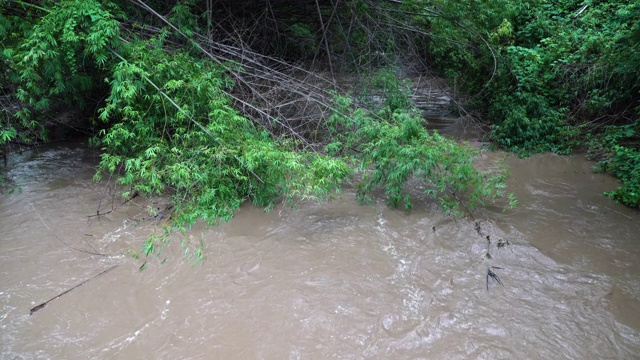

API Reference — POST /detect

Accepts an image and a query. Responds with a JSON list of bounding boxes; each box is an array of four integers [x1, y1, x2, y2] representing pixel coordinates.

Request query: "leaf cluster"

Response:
[[326, 73, 512, 216], [1, 0, 120, 145], [95, 40, 351, 226]]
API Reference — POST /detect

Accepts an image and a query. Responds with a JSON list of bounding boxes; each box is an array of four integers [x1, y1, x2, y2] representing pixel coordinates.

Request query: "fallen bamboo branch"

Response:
[[29, 265, 118, 315]]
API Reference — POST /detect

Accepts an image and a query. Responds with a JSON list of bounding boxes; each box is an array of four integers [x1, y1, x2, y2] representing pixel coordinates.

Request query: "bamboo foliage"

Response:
[[2, 0, 520, 230]]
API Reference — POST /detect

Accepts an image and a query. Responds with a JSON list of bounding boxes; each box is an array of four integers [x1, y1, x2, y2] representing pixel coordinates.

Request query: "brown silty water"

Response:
[[1, 142, 639, 359]]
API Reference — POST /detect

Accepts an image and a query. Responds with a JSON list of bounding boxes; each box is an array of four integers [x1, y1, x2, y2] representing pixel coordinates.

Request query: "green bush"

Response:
[[591, 124, 640, 209], [1, 0, 120, 146], [423, 0, 638, 156], [604, 145, 640, 209]]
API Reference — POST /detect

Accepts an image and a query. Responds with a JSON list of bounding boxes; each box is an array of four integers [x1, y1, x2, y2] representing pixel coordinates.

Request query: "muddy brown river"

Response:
[[1, 142, 639, 359]]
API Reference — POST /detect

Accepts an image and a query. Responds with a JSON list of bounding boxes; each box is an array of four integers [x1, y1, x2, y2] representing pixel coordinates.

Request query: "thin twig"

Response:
[[32, 204, 110, 257], [603, 206, 633, 220]]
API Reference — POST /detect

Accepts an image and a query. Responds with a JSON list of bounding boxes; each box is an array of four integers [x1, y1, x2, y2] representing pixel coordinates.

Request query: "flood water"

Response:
[[1, 142, 639, 359]]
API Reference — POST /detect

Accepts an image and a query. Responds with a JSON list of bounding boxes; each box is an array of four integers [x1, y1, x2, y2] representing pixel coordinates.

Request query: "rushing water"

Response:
[[1, 142, 639, 359]]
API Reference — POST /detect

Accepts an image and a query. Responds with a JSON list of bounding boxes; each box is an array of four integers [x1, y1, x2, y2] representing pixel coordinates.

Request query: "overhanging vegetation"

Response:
[[1, 0, 637, 228]]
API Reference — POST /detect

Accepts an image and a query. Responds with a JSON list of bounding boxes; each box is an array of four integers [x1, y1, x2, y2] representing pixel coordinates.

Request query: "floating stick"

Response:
[[29, 265, 118, 315]]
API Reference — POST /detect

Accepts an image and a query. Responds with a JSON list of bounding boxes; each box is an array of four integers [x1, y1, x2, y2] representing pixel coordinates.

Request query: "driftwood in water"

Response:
[[29, 265, 118, 316]]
